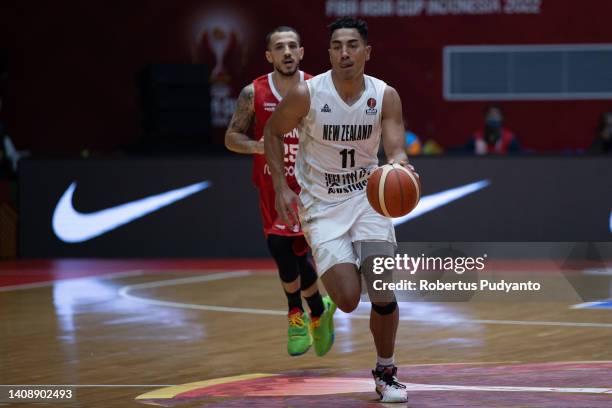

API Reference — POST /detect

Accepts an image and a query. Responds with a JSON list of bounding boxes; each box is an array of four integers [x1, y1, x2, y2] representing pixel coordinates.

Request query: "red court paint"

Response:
[[136, 362, 612, 408]]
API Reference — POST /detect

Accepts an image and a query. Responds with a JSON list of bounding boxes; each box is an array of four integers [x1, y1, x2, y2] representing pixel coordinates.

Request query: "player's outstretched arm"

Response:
[[224, 84, 262, 154], [263, 82, 310, 226], [381, 86, 417, 174]]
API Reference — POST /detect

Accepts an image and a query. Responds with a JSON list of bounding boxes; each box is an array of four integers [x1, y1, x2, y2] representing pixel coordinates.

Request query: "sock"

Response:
[[305, 291, 324, 318], [285, 289, 303, 314], [376, 355, 395, 371]]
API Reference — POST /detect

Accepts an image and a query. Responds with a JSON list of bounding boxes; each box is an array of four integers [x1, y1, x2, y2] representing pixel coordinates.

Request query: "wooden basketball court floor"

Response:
[[1, 259, 612, 407]]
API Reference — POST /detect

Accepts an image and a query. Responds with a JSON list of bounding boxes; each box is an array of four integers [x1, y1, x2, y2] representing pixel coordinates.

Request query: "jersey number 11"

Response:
[[340, 148, 355, 168]]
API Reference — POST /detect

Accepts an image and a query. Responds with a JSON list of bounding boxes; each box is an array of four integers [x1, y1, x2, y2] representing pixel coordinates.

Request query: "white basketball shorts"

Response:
[[299, 191, 396, 275]]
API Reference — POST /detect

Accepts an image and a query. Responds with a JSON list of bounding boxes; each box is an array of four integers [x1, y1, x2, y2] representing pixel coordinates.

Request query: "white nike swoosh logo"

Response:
[[52, 180, 211, 243], [393, 180, 490, 226]]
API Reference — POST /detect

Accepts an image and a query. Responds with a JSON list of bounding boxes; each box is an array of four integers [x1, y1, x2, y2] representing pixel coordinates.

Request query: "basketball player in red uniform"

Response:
[[225, 26, 335, 357]]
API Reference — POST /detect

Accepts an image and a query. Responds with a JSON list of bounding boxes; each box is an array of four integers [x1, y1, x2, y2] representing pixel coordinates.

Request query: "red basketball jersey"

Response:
[[252, 71, 311, 237], [252, 71, 311, 191]]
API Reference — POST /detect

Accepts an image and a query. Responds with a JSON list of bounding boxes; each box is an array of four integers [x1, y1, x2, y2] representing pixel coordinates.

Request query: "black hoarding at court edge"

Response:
[[19, 157, 612, 258]]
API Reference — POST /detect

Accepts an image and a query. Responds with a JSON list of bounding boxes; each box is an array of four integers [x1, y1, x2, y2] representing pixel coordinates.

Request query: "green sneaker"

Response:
[[287, 309, 312, 356], [311, 295, 337, 357]]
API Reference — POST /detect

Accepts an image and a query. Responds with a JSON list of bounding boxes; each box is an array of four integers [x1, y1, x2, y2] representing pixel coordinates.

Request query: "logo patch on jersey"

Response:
[[366, 98, 377, 115], [321, 104, 331, 113], [264, 102, 277, 112]]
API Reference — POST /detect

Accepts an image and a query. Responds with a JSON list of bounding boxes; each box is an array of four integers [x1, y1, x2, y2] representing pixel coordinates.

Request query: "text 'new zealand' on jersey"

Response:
[[296, 70, 386, 204]]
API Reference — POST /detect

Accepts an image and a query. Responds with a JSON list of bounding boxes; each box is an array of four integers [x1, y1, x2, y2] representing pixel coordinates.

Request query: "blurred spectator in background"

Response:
[[0, 58, 28, 177], [0, 52, 10, 178], [403, 117, 444, 155], [0, 95, 4, 140], [0, 95, 9, 178], [0, 51, 5, 142], [422, 139, 443, 155], [466, 105, 520, 155], [405, 128, 422, 155], [588, 112, 612, 154]]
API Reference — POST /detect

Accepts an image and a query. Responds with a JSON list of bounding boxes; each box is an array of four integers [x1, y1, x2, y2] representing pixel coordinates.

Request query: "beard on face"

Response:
[[275, 64, 298, 76]]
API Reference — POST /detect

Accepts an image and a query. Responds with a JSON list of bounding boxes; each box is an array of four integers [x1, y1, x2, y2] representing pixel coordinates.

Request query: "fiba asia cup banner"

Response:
[[190, 0, 607, 153], [324, 0, 543, 17], [19, 156, 612, 258], [198, 0, 546, 146]]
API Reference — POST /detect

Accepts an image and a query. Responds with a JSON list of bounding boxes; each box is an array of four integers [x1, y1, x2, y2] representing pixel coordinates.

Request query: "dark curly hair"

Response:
[[328, 17, 368, 43]]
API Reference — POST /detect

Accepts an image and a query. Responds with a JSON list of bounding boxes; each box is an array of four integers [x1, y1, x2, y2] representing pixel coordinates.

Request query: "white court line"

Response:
[[318, 379, 612, 394], [3, 381, 612, 393], [119, 271, 283, 315], [0, 384, 173, 388], [119, 272, 612, 329], [0, 270, 145, 292], [403, 383, 612, 394]]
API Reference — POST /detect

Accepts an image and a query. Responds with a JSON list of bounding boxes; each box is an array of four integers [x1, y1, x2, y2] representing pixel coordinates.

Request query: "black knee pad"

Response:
[[371, 301, 397, 315], [267, 235, 300, 283], [298, 255, 318, 291]]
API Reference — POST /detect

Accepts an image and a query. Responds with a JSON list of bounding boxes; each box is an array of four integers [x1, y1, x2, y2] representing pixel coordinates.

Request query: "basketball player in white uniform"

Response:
[[264, 17, 416, 403]]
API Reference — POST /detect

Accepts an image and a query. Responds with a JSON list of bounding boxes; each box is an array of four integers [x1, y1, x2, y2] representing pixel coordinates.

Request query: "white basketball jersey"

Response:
[[296, 70, 386, 205]]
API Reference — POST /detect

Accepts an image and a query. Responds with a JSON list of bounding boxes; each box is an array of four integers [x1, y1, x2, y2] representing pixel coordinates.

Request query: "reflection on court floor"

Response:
[[1, 260, 611, 407]]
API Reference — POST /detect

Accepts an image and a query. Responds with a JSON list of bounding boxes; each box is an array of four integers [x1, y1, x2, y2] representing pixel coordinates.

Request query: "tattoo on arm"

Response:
[[227, 84, 254, 134]]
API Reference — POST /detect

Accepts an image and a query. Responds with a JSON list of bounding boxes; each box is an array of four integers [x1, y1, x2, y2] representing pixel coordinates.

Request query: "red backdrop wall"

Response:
[[1, 0, 611, 154]]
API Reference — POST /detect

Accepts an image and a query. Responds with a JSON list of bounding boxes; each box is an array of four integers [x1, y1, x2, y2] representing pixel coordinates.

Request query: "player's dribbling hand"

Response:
[[389, 159, 419, 179], [275, 187, 301, 228]]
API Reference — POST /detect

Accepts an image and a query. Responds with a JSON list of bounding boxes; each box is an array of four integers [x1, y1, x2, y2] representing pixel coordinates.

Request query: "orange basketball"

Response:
[[366, 163, 421, 218]]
